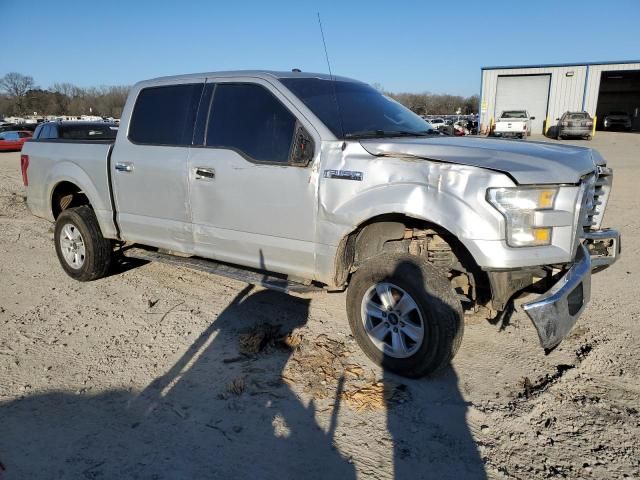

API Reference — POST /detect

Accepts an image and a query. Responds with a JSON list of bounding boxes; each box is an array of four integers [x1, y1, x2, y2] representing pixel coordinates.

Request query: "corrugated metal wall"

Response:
[[583, 62, 640, 114], [480, 66, 587, 133], [480, 62, 640, 134]]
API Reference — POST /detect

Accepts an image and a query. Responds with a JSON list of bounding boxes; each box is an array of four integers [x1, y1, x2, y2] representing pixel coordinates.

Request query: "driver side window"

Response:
[[205, 83, 296, 164]]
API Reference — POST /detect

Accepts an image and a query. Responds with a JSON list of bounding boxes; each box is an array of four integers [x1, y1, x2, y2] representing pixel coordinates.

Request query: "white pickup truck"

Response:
[[493, 110, 534, 139], [22, 71, 620, 377]]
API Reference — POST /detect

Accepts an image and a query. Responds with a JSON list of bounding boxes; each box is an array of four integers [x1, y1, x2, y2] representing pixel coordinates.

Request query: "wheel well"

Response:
[[333, 214, 490, 306], [51, 181, 90, 219]]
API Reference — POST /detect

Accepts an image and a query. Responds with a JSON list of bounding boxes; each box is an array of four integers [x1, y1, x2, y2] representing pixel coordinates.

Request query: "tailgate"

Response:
[[495, 120, 526, 132]]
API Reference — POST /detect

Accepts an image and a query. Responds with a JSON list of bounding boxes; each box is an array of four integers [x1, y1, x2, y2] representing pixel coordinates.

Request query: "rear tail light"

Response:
[[20, 154, 29, 186]]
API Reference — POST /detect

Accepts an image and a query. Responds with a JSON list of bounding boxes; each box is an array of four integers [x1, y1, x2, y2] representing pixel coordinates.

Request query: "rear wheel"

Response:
[[346, 254, 463, 378], [54, 206, 112, 281]]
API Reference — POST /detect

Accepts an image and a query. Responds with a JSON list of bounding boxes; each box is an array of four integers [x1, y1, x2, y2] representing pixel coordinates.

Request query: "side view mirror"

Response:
[[555, 118, 560, 121], [290, 125, 314, 167], [530, 116, 536, 120]]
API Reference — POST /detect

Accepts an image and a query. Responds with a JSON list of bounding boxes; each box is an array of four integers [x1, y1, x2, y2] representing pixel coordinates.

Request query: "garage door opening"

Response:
[[596, 70, 640, 131], [494, 74, 550, 134]]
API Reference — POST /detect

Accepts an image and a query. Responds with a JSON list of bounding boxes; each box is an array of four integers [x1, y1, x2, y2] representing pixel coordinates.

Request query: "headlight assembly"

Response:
[[487, 187, 559, 247]]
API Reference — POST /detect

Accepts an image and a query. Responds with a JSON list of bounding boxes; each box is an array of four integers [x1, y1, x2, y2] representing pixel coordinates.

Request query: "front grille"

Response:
[[579, 167, 612, 233]]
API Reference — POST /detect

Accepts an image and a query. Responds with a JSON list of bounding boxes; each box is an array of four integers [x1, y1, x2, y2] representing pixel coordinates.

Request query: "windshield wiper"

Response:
[[344, 130, 438, 139]]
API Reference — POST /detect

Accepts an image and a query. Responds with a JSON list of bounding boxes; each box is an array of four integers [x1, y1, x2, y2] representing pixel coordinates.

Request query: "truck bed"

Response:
[[22, 139, 117, 238]]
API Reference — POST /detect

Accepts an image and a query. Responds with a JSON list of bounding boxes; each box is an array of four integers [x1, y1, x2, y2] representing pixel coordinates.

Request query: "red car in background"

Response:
[[0, 130, 32, 151]]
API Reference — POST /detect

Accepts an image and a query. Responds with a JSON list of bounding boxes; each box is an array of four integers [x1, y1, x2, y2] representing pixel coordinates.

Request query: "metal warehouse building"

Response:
[[479, 60, 640, 135]]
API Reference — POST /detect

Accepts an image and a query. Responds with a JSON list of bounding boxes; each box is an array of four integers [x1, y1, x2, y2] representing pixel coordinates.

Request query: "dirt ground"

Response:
[[0, 132, 638, 480]]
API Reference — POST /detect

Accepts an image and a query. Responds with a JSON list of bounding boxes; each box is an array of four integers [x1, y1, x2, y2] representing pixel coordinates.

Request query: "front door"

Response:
[[187, 80, 318, 279], [111, 80, 204, 252]]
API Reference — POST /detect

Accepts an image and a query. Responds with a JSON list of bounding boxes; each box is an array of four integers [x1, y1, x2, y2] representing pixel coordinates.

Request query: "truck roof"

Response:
[[135, 70, 363, 88]]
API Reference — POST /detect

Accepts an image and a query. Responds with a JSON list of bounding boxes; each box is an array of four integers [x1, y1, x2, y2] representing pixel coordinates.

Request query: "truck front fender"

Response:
[[321, 181, 504, 247]]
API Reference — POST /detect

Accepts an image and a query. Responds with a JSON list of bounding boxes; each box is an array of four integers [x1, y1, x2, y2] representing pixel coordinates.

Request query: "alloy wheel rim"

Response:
[[60, 223, 86, 269], [360, 282, 425, 359]]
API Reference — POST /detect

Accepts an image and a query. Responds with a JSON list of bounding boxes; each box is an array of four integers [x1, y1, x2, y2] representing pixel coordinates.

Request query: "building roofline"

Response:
[[481, 60, 640, 70]]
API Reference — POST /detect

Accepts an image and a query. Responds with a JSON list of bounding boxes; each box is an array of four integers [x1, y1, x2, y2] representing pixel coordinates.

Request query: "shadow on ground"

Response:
[[0, 283, 487, 479]]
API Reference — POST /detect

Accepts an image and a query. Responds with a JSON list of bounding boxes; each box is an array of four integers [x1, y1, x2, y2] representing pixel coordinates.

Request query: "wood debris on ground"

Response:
[[226, 377, 245, 396], [341, 381, 410, 412], [238, 323, 281, 354], [238, 322, 303, 355]]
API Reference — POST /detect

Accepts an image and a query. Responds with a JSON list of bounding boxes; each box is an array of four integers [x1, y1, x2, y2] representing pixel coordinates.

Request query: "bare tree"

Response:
[[0, 73, 35, 114], [387, 91, 479, 116], [0, 71, 478, 120], [0, 72, 35, 97]]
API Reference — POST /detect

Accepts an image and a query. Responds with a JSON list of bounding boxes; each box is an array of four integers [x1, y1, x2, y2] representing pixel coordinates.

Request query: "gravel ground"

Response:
[[0, 132, 638, 479]]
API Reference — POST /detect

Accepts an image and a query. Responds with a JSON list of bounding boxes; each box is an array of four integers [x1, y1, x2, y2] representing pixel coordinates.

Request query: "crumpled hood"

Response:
[[360, 136, 604, 185]]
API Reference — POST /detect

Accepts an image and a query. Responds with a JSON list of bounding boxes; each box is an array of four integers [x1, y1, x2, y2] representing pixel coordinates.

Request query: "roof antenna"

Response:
[[317, 12, 345, 141]]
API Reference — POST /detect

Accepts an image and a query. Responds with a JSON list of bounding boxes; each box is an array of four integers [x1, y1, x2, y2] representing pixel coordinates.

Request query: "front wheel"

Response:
[[346, 254, 463, 378], [54, 206, 113, 281]]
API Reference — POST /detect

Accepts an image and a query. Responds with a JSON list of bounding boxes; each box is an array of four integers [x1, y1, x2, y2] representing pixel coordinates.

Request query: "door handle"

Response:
[[194, 167, 215, 180], [114, 162, 133, 172]]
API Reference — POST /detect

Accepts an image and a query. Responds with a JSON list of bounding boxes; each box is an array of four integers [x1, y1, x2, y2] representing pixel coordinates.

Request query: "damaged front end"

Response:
[[523, 228, 619, 350], [488, 166, 621, 351]]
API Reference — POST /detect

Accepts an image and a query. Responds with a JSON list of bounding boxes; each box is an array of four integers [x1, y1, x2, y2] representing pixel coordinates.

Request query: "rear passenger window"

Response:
[[206, 83, 296, 163], [41, 125, 57, 139], [60, 124, 117, 140], [129, 83, 204, 146]]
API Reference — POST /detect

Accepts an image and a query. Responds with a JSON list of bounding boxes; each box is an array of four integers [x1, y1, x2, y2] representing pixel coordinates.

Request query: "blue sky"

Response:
[[3, 0, 639, 96]]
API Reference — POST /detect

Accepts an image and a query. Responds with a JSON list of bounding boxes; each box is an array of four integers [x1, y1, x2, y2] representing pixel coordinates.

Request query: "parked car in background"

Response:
[[602, 112, 632, 131], [0, 131, 32, 151], [0, 123, 38, 133], [556, 112, 593, 140], [33, 121, 118, 141], [492, 110, 533, 139], [453, 121, 466, 136], [429, 118, 446, 130]]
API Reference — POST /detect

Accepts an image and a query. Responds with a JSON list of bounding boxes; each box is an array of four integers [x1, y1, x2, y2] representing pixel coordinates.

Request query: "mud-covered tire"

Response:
[[346, 253, 463, 378], [54, 206, 112, 281]]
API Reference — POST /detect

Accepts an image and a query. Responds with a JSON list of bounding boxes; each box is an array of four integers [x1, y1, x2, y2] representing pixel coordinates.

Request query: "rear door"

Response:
[[111, 80, 204, 252], [187, 78, 319, 279]]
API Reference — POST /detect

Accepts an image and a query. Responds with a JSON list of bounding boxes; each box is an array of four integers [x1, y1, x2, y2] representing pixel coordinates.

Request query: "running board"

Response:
[[122, 247, 323, 294]]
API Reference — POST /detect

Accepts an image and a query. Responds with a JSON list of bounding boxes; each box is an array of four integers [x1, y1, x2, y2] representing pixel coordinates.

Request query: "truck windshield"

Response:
[[280, 77, 434, 139]]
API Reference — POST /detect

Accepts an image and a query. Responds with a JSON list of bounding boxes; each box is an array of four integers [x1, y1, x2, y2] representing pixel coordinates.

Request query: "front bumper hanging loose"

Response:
[[523, 229, 620, 350]]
